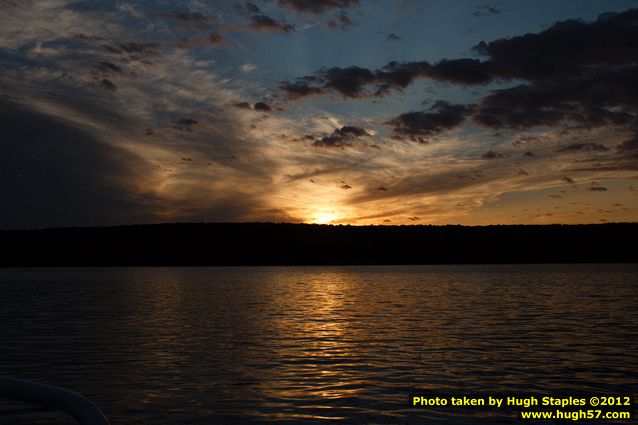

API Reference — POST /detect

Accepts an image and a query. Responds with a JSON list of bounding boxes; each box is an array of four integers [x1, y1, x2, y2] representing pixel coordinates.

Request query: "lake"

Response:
[[1, 265, 636, 424]]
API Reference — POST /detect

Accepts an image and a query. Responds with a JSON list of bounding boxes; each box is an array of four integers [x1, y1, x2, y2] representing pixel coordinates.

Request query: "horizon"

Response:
[[3, 220, 638, 232], [2, 1, 638, 228]]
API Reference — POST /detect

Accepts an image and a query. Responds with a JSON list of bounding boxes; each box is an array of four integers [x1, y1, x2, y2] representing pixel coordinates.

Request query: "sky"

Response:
[[1, 0, 638, 229]]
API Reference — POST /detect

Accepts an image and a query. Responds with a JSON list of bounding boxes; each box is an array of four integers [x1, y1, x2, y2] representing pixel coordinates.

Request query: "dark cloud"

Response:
[[234, 102, 252, 109], [278, 80, 324, 99], [208, 32, 224, 45], [235, 2, 261, 14], [156, 7, 227, 48], [246, 2, 261, 13], [158, 9, 207, 23], [249, 14, 295, 33], [386, 101, 473, 142], [173, 118, 198, 132], [280, 59, 491, 99], [254, 102, 272, 112], [616, 137, 638, 156], [279, 62, 419, 99], [336, 125, 369, 137], [428, 59, 492, 85], [468, 10, 638, 130], [280, 9, 638, 137], [374, 61, 431, 96], [105, 42, 162, 56], [312, 125, 369, 148], [472, 69, 637, 129], [233, 101, 272, 112], [276, 0, 359, 14], [481, 151, 506, 159], [386, 33, 401, 41], [472, 9, 638, 81], [101, 78, 117, 91], [326, 12, 353, 30], [473, 5, 500, 17], [97, 61, 123, 74], [472, 84, 568, 129], [175, 32, 225, 49], [557, 143, 610, 153], [321, 66, 377, 98], [0, 99, 157, 229]]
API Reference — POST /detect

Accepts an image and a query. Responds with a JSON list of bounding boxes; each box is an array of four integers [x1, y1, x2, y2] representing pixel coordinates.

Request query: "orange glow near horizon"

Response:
[[312, 211, 338, 224]]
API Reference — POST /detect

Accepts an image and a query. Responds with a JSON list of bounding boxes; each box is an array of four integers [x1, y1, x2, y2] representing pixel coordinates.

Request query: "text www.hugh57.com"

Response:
[[520, 409, 631, 421]]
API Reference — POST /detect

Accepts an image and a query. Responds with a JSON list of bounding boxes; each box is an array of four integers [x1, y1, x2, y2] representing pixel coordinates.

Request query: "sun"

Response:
[[314, 212, 337, 224]]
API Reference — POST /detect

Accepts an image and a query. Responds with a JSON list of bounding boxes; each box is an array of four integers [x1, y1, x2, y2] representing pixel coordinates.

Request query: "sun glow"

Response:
[[313, 212, 337, 224]]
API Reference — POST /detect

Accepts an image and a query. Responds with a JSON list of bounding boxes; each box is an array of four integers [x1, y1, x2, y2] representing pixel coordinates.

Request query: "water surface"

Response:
[[1, 265, 636, 424]]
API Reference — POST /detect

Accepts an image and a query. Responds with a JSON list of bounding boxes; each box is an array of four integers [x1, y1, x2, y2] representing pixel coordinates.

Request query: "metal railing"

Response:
[[0, 376, 110, 425]]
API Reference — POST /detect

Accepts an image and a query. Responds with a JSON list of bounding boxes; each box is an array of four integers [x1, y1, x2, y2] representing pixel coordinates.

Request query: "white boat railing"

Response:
[[0, 376, 110, 425]]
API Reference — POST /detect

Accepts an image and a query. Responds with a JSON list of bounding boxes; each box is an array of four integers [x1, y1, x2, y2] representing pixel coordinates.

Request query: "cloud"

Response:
[[318, 66, 377, 98], [158, 9, 207, 23], [467, 10, 638, 131], [427, 59, 492, 85], [3, 1, 636, 227], [170, 33, 224, 50], [279, 59, 491, 99], [246, 2, 261, 13], [326, 12, 354, 30], [279, 8, 638, 138], [471, 71, 636, 130], [208, 32, 224, 45], [97, 61, 123, 75], [386, 101, 473, 142], [172, 118, 198, 132], [0, 0, 313, 228], [312, 125, 370, 148], [373, 61, 432, 96], [249, 14, 295, 33], [101, 78, 117, 91], [254, 102, 272, 112], [481, 151, 506, 159], [276, 0, 360, 14], [104, 42, 162, 56], [278, 80, 325, 99], [241, 63, 257, 73], [0, 99, 159, 229], [473, 5, 500, 17], [557, 143, 610, 153], [386, 33, 401, 41], [233, 101, 272, 112], [234, 102, 252, 109], [235, 2, 261, 14], [472, 9, 638, 81], [616, 137, 638, 156]]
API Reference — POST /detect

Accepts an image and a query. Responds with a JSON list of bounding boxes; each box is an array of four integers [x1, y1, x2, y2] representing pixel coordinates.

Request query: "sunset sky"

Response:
[[2, 0, 638, 228]]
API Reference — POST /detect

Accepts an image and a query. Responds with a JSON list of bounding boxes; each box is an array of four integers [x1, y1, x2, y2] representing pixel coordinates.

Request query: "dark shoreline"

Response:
[[1, 222, 636, 267]]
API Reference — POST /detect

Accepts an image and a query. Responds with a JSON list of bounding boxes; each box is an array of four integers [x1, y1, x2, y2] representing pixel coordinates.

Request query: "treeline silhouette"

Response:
[[1, 223, 636, 266]]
